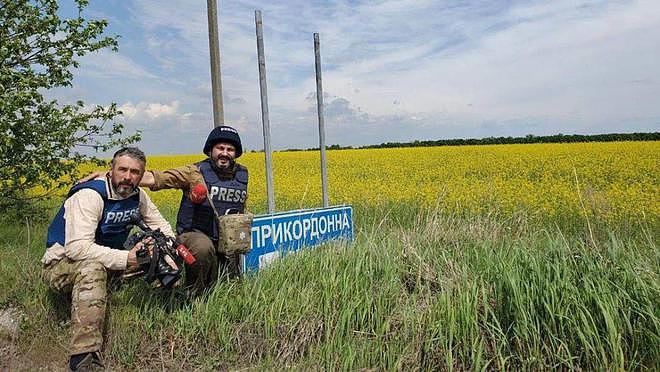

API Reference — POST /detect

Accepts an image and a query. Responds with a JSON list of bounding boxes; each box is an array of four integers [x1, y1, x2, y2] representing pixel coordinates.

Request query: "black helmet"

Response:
[[203, 125, 243, 158]]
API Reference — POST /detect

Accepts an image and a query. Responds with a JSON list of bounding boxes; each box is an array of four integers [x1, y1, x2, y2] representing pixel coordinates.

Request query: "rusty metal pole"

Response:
[[207, 0, 224, 127], [255, 10, 275, 213], [314, 33, 329, 207]]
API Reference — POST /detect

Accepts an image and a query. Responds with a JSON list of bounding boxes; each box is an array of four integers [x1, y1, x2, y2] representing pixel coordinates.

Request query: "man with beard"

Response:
[[138, 125, 249, 293], [42, 147, 175, 371]]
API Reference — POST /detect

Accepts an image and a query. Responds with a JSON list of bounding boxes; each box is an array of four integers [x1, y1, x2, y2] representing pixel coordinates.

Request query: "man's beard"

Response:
[[213, 156, 235, 171], [114, 181, 136, 197]]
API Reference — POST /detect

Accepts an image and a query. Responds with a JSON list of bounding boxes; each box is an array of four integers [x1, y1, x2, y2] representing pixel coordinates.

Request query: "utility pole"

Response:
[[314, 33, 329, 207], [207, 0, 224, 127], [255, 10, 275, 213]]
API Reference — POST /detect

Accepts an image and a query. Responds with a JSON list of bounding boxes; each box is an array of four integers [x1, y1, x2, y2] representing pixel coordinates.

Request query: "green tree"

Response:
[[0, 0, 140, 217]]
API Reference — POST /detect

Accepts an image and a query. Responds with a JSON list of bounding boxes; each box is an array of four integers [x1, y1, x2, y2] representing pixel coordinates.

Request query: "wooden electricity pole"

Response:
[[207, 0, 224, 127], [314, 33, 329, 207]]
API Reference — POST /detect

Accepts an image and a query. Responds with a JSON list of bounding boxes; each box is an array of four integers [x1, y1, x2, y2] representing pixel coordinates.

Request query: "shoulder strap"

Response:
[[197, 164, 222, 219]]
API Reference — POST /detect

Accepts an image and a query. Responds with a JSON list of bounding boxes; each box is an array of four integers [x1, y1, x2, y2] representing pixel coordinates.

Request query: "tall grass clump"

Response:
[[1, 206, 658, 370], [396, 211, 659, 369]]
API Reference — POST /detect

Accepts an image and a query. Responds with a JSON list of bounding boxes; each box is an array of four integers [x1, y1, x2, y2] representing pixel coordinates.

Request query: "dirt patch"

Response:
[[0, 305, 23, 338], [0, 305, 24, 368]]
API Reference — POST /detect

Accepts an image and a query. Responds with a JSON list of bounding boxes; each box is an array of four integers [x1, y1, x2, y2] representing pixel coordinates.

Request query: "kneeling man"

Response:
[[41, 147, 174, 370]]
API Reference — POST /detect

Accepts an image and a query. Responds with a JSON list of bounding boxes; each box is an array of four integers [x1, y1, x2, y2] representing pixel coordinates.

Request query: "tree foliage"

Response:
[[0, 0, 140, 217]]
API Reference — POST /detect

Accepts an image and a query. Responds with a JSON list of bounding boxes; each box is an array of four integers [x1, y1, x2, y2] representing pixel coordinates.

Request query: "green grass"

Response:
[[1, 206, 658, 370]]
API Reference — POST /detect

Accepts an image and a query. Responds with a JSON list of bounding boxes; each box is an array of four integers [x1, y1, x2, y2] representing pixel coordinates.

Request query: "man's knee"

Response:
[[43, 259, 107, 293], [179, 232, 218, 292], [42, 260, 72, 292], [179, 232, 216, 261], [71, 260, 107, 304], [75, 260, 107, 283]]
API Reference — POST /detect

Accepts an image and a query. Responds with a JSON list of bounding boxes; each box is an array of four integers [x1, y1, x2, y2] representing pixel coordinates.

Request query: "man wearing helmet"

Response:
[[137, 126, 249, 293]]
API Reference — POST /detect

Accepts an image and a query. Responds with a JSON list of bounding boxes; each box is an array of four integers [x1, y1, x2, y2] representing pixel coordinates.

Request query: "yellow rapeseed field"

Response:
[[134, 141, 658, 225]]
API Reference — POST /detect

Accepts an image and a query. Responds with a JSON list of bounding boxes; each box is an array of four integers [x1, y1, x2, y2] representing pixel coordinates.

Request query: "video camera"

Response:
[[124, 214, 196, 288]]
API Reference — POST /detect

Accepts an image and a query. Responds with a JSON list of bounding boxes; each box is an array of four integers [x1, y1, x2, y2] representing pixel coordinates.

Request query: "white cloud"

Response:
[[79, 51, 158, 80], [61, 0, 660, 153], [317, 0, 660, 127], [119, 101, 180, 120]]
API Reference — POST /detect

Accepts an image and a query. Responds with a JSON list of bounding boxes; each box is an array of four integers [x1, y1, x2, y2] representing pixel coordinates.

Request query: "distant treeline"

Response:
[[280, 132, 659, 152]]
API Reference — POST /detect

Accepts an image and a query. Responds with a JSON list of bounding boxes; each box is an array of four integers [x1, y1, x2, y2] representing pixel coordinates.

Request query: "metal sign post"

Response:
[[255, 10, 275, 213], [314, 33, 329, 207], [206, 0, 224, 127], [237, 15, 353, 275]]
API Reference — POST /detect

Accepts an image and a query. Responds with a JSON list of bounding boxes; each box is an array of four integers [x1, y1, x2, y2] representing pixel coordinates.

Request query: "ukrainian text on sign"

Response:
[[242, 205, 353, 272]]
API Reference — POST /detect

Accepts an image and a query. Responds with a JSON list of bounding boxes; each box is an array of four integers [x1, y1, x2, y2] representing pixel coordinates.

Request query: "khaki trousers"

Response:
[[178, 231, 240, 293]]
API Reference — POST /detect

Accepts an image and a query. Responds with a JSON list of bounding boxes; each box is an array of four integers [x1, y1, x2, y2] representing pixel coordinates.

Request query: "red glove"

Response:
[[190, 183, 207, 204]]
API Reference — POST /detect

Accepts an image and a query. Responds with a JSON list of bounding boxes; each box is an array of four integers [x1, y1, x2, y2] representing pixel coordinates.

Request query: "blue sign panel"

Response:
[[242, 205, 353, 272]]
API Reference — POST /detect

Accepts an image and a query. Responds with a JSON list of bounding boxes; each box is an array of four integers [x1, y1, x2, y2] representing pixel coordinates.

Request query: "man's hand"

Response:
[[127, 246, 139, 269], [140, 170, 155, 187], [189, 183, 207, 204], [126, 237, 155, 269]]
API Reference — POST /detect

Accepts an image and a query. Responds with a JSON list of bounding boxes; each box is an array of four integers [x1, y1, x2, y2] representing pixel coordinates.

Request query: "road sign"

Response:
[[242, 205, 353, 272]]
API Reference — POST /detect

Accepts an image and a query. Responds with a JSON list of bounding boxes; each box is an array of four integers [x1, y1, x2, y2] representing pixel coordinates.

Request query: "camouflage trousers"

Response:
[[42, 258, 107, 356]]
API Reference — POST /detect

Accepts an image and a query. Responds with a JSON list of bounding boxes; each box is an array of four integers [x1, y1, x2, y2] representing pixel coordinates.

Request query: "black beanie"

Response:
[[203, 126, 243, 158]]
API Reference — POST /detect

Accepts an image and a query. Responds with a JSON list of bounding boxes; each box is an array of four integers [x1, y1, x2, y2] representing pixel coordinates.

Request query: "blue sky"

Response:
[[57, 0, 660, 154]]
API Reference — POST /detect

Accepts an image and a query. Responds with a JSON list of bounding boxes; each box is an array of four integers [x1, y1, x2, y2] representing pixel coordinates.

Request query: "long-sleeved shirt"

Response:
[[149, 162, 249, 208], [41, 175, 175, 270], [150, 164, 204, 192]]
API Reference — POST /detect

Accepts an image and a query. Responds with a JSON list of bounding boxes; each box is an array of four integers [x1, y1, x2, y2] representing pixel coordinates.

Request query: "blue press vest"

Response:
[[176, 159, 248, 241], [46, 179, 140, 249]]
